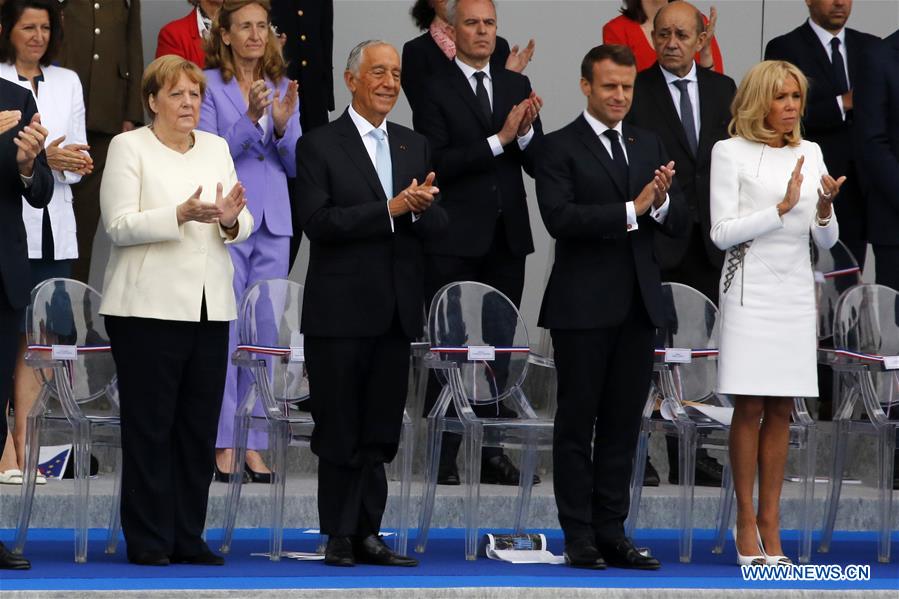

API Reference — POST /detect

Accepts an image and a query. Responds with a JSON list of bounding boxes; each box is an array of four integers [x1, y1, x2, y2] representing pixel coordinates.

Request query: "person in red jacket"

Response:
[[603, 0, 724, 73], [156, 1, 223, 67]]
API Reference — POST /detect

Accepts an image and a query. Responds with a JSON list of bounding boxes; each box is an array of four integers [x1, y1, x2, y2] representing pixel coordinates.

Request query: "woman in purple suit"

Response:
[[199, 0, 300, 482]]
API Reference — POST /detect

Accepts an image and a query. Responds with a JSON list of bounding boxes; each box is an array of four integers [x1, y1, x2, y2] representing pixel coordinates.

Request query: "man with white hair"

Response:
[[295, 40, 447, 567]]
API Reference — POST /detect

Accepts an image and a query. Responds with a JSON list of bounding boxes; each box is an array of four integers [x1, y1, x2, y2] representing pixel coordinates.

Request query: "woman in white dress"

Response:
[[709, 60, 843, 566]]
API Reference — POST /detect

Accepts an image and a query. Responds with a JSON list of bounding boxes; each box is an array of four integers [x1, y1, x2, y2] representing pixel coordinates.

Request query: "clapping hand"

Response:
[[216, 181, 247, 229], [0, 110, 21, 135], [634, 161, 676, 215], [817, 173, 845, 221], [246, 79, 273, 124], [14, 112, 49, 177], [698, 6, 718, 68], [46, 135, 93, 175], [176, 186, 222, 225], [272, 80, 299, 138], [517, 91, 543, 137], [777, 156, 804, 217], [388, 172, 439, 217], [505, 38, 536, 73], [498, 93, 543, 145]]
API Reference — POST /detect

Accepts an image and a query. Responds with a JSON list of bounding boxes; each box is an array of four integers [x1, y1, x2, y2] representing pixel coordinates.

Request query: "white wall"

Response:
[[92, 0, 897, 335]]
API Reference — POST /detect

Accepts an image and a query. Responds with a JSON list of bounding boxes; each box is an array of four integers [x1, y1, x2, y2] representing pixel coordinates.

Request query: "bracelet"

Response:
[[815, 214, 832, 226]]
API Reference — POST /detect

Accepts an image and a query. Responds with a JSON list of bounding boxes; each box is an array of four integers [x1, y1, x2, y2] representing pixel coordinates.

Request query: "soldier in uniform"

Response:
[[58, 0, 144, 284]]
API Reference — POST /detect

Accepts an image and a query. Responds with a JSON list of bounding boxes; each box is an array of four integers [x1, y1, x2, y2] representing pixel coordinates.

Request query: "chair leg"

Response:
[[712, 454, 734, 554], [415, 413, 445, 553], [220, 413, 251, 555], [267, 421, 289, 561], [797, 424, 817, 564], [625, 424, 651, 538], [13, 407, 45, 555], [819, 418, 850, 553], [676, 424, 697, 563], [105, 447, 123, 554], [463, 423, 484, 561], [512, 433, 538, 534], [394, 416, 414, 556], [72, 422, 92, 563], [876, 426, 895, 564]]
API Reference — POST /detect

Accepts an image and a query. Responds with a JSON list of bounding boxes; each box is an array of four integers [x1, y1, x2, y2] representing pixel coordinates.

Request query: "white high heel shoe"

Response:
[[733, 526, 766, 566], [757, 527, 792, 566]]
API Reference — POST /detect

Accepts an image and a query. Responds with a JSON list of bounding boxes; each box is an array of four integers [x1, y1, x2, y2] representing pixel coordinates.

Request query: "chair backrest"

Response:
[[26, 278, 117, 420], [834, 284, 899, 410], [427, 281, 529, 405], [655, 283, 720, 402], [813, 239, 862, 340], [237, 278, 309, 404]]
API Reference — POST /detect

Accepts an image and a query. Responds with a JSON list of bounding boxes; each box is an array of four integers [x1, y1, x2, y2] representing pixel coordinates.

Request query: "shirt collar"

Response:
[[807, 17, 845, 48], [582, 109, 623, 139], [660, 61, 698, 85], [348, 104, 388, 140], [455, 57, 491, 82], [197, 7, 212, 38]]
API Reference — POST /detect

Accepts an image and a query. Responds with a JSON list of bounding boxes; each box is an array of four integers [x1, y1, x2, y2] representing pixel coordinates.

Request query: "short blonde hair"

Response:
[[204, 0, 285, 84], [729, 60, 808, 147], [142, 55, 207, 120]]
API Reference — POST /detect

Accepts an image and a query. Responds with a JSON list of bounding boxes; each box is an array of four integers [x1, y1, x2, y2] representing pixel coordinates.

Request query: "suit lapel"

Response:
[[223, 77, 249, 119], [575, 116, 626, 198], [448, 64, 492, 132], [623, 124, 646, 200], [800, 22, 836, 83], [845, 29, 863, 86], [336, 111, 389, 203], [647, 64, 693, 160], [490, 68, 511, 131], [696, 68, 717, 162], [387, 122, 408, 200]]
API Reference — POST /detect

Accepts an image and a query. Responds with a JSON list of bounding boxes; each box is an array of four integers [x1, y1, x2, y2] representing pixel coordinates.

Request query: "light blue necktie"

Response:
[[370, 128, 393, 200]]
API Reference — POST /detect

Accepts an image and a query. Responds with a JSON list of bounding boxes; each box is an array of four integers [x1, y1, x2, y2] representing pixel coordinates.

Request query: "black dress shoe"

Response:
[[438, 462, 461, 485], [213, 464, 250, 484], [170, 548, 225, 565], [324, 536, 355, 567], [0, 541, 30, 570], [128, 551, 170, 566], [244, 463, 273, 484], [643, 458, 660, 487], [668, 453, 723, 487], [597, 537, 661, 570], [354, 534, 418, 567], [563, 538, 607, 569], [481, 454, 541, 486]]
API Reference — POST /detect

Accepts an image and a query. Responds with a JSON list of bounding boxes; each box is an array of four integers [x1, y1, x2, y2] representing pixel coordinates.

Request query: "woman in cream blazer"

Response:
[[99, 56, 252, 566]]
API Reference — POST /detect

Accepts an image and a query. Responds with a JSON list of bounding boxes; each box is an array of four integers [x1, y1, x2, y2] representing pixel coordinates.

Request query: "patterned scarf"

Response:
[[429, 17, 455, 60]]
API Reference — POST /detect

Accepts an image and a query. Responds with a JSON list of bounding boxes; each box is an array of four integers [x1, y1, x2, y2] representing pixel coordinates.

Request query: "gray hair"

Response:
[[346, 40, 390, 76], [446, 0, 497, 26]]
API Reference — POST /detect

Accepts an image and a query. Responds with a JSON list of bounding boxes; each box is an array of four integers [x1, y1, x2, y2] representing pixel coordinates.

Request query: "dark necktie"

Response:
[[830, 38, 849, 95], [473, 71, 493, 122], [602, 129, 629, 190], [673, 79, 699, 156]]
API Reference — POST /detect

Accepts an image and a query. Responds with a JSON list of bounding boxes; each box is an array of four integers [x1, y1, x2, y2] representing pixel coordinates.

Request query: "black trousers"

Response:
[[105, 306, 229, 558], [305, 311, 411, 537], [873, 244, 899, 292], [422, 217, 526, 465], [551, 296, 655, 544], [0, 288, 21, 451]]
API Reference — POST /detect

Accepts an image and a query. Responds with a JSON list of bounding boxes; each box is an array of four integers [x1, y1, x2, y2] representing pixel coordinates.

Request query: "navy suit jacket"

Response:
[[0, 78, 53, 308]]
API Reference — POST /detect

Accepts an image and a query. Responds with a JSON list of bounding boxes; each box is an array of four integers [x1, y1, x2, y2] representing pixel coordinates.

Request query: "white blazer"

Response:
[[0, 63, 85, 260], [99, 127, 253, 322]]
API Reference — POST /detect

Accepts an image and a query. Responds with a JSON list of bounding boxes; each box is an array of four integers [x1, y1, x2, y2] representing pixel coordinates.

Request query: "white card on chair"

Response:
[[468, 345, 495, 361], [883, 356, 899, 370], [289, 331, 305, 362], [51, 345, 78, 361], [664, 348, 692, 363]]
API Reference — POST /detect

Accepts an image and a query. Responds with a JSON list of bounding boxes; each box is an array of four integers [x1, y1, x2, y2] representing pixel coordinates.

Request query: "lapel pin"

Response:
[[399, 144, 407, 150], [627, 137, 635, 143]]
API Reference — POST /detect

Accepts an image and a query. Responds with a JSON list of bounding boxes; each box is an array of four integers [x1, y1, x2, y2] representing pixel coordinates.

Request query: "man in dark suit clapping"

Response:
[[412, 0, 543, 487], [0, 78, 52, 570], [295, 40, 447, 568], [537, 45, 688, 570], [627, 0, 735, 488]]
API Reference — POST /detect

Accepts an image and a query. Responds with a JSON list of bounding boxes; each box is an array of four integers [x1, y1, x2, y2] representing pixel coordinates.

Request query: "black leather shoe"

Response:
[[563, 538, 606, 569], [324, 536, 355, 567], [213, 464, 250, 484], [244, 463, 273, 484], [597, 537, 661, 570], [669, 453, 723, 487], [481, 454, 541, 486], [438, 462, 461, 485], [643, 458, 660, 487], [354, 534, 418, 567], [0, 541, 30, 570], [128, 551, 170, 566], [170, 548, 225, 566]]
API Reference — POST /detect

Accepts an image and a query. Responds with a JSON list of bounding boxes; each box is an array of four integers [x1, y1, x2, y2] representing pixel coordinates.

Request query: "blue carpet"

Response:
[[0, 528, 896, 591]]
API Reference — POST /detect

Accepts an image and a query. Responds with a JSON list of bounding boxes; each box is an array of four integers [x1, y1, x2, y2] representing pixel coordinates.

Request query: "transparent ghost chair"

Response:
[[218, 278, 414, 560], [818, 284, 899, 563], [415, 281, 555, 560], [12, 278, 121, 563]]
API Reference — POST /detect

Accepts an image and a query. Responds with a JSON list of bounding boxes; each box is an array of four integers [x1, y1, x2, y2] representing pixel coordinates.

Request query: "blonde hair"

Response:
[[142, 55, 207, 120], [204, 0, 285, 84], [729, 60, 808, 147]]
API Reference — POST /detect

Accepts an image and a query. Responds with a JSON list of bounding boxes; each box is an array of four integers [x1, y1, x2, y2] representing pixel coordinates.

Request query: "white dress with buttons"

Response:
[[709, 137, 839, 397]]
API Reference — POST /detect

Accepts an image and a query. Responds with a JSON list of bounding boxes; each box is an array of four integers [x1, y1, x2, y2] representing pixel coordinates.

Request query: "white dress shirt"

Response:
[[454, 58, 535, 156], [807, 17, 849, 119], [660, 62, 701, 139], [582, 110, 669, 232]]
